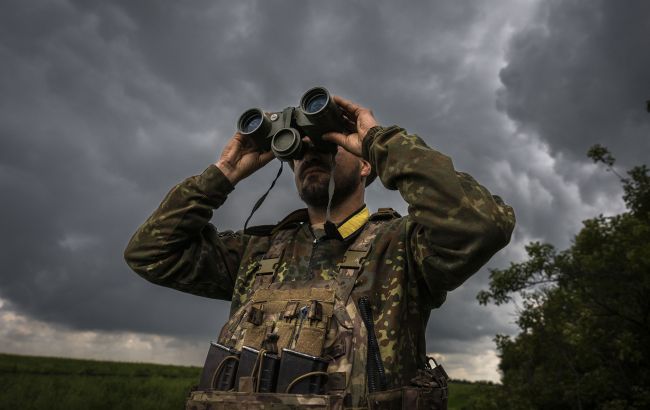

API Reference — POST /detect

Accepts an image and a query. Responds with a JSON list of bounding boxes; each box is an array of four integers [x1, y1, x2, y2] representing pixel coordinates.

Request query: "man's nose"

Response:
[[302, 136, 316, 152]]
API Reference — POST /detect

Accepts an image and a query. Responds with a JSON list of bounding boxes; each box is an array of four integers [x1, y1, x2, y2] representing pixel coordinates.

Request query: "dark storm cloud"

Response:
[[3, 0, 639, 371], [477, 0, 650, 260], [497, 0, 650, 169]]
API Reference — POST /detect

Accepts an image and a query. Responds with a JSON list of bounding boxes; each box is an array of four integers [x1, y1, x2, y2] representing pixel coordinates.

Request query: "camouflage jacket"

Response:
[[124, 125, 515, 405]]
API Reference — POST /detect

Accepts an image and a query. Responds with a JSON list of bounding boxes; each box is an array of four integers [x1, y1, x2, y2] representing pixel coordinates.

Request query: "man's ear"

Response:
[[360, 158, 371, 178]]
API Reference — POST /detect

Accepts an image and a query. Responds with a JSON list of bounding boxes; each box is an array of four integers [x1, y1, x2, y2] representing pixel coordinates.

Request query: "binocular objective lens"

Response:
[[303, 93, 328, 114], [271, 128, 302, 161], [241, 112, 263, 134]]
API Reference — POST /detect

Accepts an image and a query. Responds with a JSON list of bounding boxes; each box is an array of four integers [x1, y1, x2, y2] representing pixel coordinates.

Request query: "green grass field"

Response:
[[0, 353, 486, 409]]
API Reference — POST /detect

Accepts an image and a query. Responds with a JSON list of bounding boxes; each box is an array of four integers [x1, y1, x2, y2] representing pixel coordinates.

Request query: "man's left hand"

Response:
[[322, 95, 379, 157]]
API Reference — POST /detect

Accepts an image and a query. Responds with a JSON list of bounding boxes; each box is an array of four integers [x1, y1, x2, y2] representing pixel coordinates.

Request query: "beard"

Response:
[[297, 161, 361, 209]]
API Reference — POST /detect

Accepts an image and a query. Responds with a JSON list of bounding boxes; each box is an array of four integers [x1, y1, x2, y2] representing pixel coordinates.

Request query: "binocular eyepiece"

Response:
[[237, 87, 349, 161]]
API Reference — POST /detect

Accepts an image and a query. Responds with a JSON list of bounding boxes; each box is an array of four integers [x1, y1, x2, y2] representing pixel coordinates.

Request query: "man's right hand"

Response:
[[215, 132, 275, 185], [322, 95, 379, 158]]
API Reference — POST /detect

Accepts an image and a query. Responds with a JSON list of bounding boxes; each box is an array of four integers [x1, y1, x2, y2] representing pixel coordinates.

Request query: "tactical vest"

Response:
[[186, 210, 449, 410]]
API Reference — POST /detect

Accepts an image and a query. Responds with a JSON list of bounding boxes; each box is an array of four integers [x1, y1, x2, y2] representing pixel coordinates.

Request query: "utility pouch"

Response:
[[235, 346, 280, 393], [198, 342, 239, 391], [367, 356, 449, 410], [276, 348, 329, 394], [294, 302, 329, 357], [185, 390, 344, 410], [367, 386, 447, 410]]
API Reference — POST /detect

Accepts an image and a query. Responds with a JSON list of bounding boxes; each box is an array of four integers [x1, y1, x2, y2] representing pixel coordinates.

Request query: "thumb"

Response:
[[322, 132, 347, 146]]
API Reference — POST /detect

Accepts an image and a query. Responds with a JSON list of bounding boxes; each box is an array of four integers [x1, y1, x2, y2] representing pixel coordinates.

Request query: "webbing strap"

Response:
[[256, 258, 279, 275], [254, 228, 294, 276], [254, 217, 383, 303], [325, 153, 336, 223], [334, 221, 382, 304]]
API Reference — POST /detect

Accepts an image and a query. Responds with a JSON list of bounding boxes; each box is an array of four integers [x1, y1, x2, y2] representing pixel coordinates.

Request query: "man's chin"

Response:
[[298, 181, 330, 208]]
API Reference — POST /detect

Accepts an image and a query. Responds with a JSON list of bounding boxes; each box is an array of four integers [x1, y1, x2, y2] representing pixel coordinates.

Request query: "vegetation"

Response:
[[0, 353, 199, 410], [470, 146, 650, 409], [0, 353, 480, 409]]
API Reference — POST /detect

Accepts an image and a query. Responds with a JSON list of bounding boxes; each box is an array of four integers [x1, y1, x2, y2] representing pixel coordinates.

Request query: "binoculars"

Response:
[[237, 87, 351, 161]]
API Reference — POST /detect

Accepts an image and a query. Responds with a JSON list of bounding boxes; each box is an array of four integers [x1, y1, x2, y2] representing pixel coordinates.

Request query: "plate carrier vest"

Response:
[[186, 209, 449, 409]]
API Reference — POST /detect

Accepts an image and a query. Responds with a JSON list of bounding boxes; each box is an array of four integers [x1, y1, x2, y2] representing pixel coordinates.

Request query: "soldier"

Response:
[[124, 94, 515, 409]]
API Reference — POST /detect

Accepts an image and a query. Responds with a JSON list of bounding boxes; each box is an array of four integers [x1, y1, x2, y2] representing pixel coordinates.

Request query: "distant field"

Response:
[[0, 353, 486, 409]]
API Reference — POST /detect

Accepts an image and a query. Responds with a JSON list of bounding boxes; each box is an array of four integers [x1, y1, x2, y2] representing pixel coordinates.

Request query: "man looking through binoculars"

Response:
[[125, 91, 515, 409], [217, 95, 375, 225]]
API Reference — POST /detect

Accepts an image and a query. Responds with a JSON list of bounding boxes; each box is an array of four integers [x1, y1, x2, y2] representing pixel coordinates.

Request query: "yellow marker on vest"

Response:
[[337, 206, 370, 239]]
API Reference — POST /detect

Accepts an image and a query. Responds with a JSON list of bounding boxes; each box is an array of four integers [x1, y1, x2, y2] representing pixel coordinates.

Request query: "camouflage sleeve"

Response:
[[363, 125, 516, 307], [124, 164, 248, 300]]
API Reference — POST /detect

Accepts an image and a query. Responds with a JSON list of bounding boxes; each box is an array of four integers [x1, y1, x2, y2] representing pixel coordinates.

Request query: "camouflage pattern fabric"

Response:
[[185, 390, 344, 410], [125, 125, 516, 408], [215, 220, 381, 406]]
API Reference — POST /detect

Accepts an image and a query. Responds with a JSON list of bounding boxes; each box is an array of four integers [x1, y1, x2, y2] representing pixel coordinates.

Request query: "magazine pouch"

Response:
[[197, 342, 240, 391]]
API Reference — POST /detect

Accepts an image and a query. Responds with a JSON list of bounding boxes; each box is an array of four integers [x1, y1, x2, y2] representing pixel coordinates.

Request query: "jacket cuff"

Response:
[[362, 125, 403, 162], [196, 164, 235, 199]]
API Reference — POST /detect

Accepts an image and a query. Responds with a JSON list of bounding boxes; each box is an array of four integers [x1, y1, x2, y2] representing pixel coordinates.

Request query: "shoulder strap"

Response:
[[254, 227, 295, 276], [369, 207, 401, 221], [255, 216, 385, 296], [335, 221, 383, 303], [244, 209, 309, 237]]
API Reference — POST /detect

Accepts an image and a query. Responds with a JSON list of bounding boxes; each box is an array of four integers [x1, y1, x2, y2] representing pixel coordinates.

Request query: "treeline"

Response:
[[0, 353, 479, 409], [467, 146, 650, 409]]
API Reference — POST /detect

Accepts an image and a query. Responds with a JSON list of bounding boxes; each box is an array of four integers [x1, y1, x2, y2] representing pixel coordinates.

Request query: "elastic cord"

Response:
[[285, 371, 329, 394], [210, 355, 239, 389], [252, 349, 268, 392]]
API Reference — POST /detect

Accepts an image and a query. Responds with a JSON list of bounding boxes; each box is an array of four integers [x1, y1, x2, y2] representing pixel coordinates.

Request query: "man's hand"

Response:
[[322, 95, 379, 157], [215, 132, 275, 185]]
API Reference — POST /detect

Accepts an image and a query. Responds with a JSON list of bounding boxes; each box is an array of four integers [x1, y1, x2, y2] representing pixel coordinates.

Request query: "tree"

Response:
[[470, 147, 650, 409]]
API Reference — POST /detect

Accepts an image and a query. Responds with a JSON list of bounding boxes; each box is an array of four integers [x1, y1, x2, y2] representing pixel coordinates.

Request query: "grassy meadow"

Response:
[[0, 353, 486, 409]]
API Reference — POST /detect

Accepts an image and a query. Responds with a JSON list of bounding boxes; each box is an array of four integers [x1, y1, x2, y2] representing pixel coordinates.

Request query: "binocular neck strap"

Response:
[[243, 152, 338, 237], [326, 153, 336, 223], [323, 152, 342, 239], [244, 161, 284, 233]]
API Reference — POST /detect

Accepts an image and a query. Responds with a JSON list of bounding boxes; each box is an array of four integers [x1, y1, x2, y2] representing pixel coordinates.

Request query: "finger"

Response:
[[232, 132, 246, 143], [221, 138, 244, 160], [259, 150, 275, 165], [333, 95, 364, 116], [240, 140, 258, 155], [342, 115, 356, 128]]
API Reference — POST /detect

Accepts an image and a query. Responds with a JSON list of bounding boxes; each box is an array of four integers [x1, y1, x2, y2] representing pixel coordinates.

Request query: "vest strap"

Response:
[[334, 221, 383, 304], [337, 249, 369, 270], [256, 258, 279, 275], [253, 228, 294, 280]]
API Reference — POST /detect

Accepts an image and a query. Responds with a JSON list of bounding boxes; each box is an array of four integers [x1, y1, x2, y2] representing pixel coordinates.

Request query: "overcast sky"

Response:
[[1, 0, 648, 382]]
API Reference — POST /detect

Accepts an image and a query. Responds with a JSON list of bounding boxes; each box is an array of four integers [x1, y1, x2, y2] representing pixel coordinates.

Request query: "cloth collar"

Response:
[[273, 205, 370, 240], [329, 205, 370, 240]]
